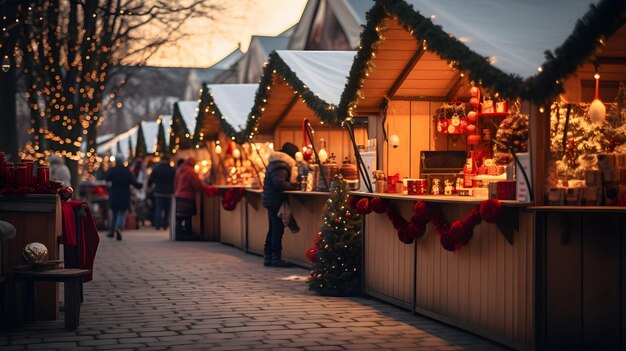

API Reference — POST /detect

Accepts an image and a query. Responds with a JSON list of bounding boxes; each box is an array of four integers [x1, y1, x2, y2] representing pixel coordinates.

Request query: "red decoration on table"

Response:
[[479, 198, 503, 223], [355, 198, 371, 214], [386, 173, 400, 193], [369, 197, 388, 213]]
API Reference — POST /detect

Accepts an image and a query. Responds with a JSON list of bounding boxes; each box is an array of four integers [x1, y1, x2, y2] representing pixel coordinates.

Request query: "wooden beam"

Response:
[[445, 75, 466, 101], [385, 47, 424, 101], [272, 95, 300, 131], [596, 57, 626, 66], [389, 95, 448, 102]]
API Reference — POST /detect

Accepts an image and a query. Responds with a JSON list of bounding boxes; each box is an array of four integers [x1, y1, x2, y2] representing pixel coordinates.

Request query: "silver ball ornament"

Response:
[[23, 242, 49, 265]]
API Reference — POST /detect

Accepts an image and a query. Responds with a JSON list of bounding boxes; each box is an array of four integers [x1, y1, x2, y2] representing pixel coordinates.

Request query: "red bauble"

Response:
[[467, 111, 478, 123], [345, 211, 351, 218], [369, 197, 388, 213], [408, 220, 427, 240], [479, 199, 503, 223], [470, 86, 480, 97], [440, 230, 456, 252], [397, 226, 414, 244], [447, 220, 468, 248], [412, 201, 430, 223], [466, 124, 478, 136], [306, 245, 319, 262], [356, 198, 372, 214], [58, 186, 74, 201], [303, 146, 313, 161]]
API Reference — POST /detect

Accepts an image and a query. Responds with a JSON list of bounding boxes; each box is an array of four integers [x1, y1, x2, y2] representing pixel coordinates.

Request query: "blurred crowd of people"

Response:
[[96, 154, 207, 241]]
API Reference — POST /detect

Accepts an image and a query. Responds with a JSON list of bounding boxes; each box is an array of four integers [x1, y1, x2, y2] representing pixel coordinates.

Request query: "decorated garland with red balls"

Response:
[[349, 196, 504, 252], [203, 186, 246, 211]]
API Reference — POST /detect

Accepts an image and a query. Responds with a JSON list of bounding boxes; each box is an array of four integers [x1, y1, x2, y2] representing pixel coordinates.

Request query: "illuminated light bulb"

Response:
[[295, 151, 303, 162], [590, 71, 606, 124], [268, 142, 274, 150], [318, 148, 328, 163], [1, 55, 10, 73], [232, 148, 241, 159], [389, 134, 400, 148], [215, 144, 222, 154]]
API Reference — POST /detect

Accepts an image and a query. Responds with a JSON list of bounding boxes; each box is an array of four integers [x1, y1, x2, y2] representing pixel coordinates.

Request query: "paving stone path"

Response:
[[1, 228, 509, 350]]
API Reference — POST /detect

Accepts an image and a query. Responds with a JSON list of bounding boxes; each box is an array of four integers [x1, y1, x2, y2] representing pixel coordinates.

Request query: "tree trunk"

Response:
[[0, 2, 18, 162]]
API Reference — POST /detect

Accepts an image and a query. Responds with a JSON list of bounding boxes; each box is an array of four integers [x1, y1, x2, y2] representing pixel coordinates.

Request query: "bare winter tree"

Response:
[[6, 0, 228, 186]]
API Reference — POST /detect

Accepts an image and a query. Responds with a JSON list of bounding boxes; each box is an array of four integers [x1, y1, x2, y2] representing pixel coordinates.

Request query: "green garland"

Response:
[[338, 0, 625, 121]]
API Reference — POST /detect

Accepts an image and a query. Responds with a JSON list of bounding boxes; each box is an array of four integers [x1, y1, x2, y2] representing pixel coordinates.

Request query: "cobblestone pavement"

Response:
[[1, 227, 508, 350]]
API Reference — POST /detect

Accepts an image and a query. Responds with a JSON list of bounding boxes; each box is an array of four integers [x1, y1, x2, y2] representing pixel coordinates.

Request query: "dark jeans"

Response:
[[109, 209, 127, 236], [264, 205, 284, 260], [176, 217, 192, 239], [153, 195, 172, 229]]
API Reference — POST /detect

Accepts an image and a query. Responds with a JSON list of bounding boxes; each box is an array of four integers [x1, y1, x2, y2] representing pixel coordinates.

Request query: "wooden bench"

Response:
[[10, 268, 90, 330]]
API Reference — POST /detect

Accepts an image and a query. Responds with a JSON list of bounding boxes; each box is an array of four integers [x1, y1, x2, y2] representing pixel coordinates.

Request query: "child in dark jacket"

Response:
[[262, 142, 299, 267]]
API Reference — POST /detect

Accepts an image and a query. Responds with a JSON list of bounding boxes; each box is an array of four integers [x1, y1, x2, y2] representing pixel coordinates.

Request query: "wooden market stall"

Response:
[[240, 49, 368, 267], [335, 0, 623, 349], [193, 84, 263, 245]]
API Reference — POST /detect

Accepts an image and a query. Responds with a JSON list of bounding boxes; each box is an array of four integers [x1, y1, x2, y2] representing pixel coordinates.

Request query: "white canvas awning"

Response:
[[206, 84, 258, 132], [176, 101, 199, 136], [276, 50, 356, 105], [97, 125, 139, 160], [405, 0, 601, 79]]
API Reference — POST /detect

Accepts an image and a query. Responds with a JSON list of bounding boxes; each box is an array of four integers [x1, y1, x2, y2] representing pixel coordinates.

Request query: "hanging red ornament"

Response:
[[479, 199, 503, 223], [348, 195, 359, 210], [369, 197, 388, 213], [412, 201, 430, 223], [345, 211, 351, 218], [355, 198, 371, 214], [407, 220, 427, 240]]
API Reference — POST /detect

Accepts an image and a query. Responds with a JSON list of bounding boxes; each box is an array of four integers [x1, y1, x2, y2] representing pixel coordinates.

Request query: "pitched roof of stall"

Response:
[[193, 84, 258, 144], [338, 0, 625, 116], [241, 50, 356, 139]]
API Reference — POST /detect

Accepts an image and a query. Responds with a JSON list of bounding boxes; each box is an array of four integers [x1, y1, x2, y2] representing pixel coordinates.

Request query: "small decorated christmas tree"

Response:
[[493, 101, 529, 165], [308, 175, 362, 296]]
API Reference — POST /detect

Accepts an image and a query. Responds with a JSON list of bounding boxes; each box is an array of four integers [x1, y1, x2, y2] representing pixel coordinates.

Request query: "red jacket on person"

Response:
[[174, 158, 205, 200]]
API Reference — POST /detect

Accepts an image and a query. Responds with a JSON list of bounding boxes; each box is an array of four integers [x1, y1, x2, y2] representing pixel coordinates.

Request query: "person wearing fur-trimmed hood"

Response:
[[262, 142, 299, 267]]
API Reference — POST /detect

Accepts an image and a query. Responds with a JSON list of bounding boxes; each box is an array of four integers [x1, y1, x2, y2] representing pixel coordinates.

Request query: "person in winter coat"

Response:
[[174, 157, 205, 240], [106, 155, 143, 240], [48, 154, 71, 187], [148, 155, 176, 230], [131, 157, 148, 226], [262, 142, 299, 267]]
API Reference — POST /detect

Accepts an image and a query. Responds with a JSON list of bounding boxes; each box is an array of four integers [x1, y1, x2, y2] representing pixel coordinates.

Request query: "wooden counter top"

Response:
[[350, 192, 529, 207], [284, 190, 331, 197], [530, 205, 626, 212]]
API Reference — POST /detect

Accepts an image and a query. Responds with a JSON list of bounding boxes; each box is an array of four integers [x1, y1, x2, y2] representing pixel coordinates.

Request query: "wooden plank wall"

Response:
[[219, 199, 246, 249], [377, 101, 466, 180], [201, 194, 221, 241], [0, 198, 61, 321], [245, 192, 268, 256], [364, 201, 416, 309], [281, 194, 328, 267], [414, 206, 534, 349], [537, 211, 626, 350], [273, 126, 367, 165]]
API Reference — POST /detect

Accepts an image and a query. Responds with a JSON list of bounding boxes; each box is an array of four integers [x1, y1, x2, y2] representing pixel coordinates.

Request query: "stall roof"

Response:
[[175, 101, 199, 136], [209, 84, 257, 132], [239, 50, 355, 140], [404, 0, 600, 79], [193, 84, 258, 145], [97, 125, 139, 160], [140, 121, 159, 154], [338, 0, 625, 116], [288, 0, 371, 50]]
